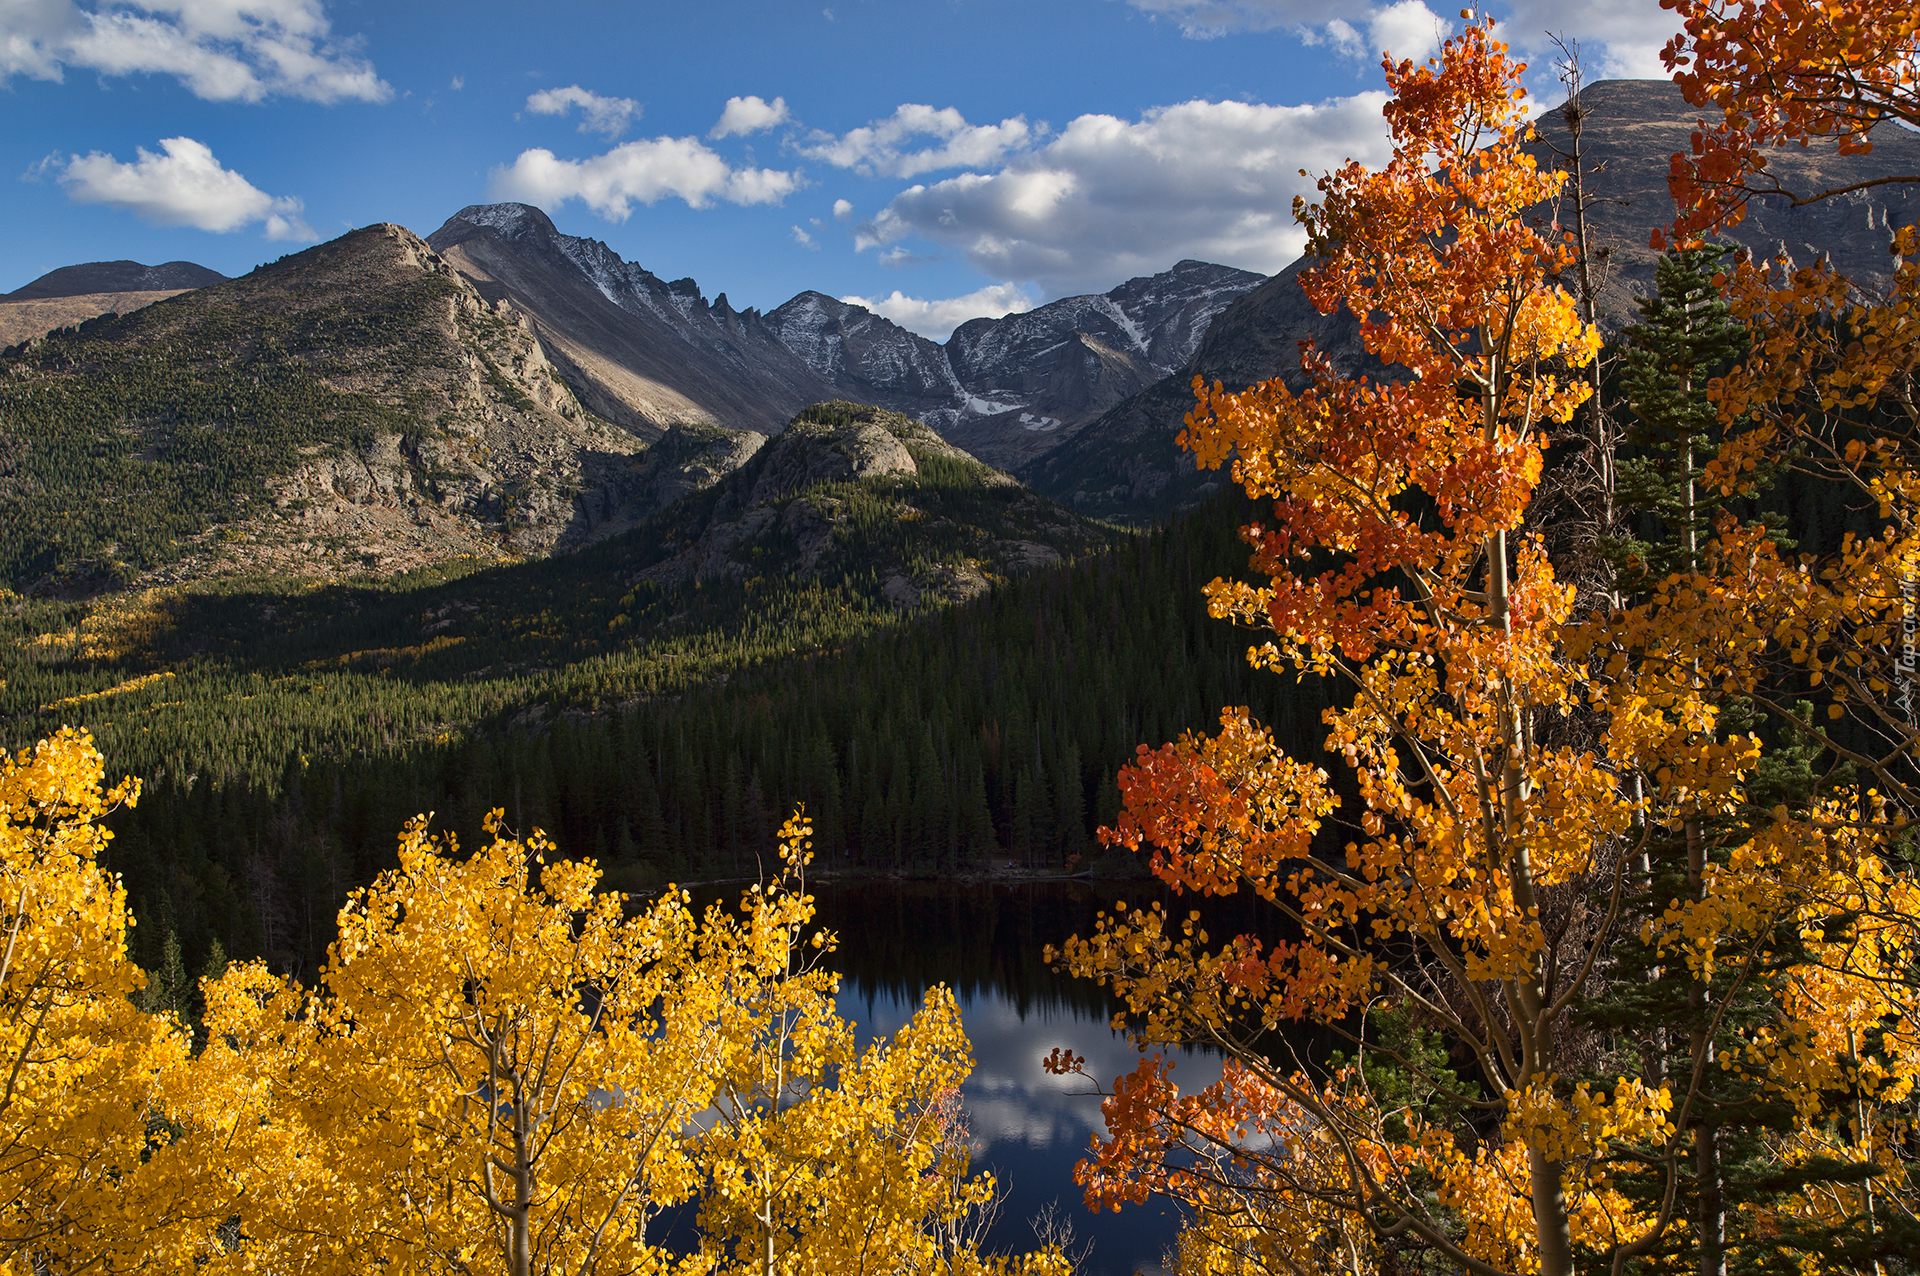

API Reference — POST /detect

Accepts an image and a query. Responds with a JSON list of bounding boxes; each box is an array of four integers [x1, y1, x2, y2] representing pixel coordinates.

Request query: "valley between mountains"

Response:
[[3, 75, 1917, 972]]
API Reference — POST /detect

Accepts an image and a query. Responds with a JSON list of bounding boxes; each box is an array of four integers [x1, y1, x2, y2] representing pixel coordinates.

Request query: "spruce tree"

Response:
[[1581, 247, 1890, 1275]]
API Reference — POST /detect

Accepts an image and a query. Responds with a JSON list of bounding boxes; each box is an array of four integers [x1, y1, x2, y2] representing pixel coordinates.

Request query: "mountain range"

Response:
[[4, 78, 1918, 591], [424, 201, 1260, 471]]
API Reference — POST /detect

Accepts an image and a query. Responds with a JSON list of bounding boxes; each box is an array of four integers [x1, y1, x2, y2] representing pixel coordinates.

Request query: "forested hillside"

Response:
[[0, 399, 1291, 980], [93, 493, 1323, 983]]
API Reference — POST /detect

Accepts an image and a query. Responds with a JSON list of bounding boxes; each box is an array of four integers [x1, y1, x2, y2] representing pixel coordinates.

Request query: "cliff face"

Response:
[[1023, 79, 1920, 523]]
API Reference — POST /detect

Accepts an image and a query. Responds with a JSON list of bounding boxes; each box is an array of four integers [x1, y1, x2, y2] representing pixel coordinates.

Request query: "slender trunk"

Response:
[[1850, 1026, 1887, 1276], [1686, 814, 1725, 1276], [1560, 82, 1611, 537], [1489, 521, 1577, 1276]]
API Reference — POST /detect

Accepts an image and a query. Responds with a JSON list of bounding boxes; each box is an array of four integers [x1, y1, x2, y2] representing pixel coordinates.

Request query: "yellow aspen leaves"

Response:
[[0, 744, 1068, 1276]]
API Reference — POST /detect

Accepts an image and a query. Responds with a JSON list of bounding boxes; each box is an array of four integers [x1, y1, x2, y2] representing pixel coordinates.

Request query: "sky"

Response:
[[1, 0, 1684, 339]]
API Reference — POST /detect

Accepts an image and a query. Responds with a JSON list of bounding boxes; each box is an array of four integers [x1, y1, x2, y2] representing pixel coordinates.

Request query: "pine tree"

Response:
[[1580, 246, 1884, 1276]]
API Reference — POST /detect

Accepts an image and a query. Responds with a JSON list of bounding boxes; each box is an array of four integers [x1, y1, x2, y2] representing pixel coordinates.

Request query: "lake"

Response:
[[796, 878, 1287, 1276]]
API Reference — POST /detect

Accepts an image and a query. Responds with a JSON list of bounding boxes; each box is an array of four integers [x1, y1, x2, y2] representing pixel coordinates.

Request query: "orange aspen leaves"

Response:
[[1660, 0, 1920, 240]]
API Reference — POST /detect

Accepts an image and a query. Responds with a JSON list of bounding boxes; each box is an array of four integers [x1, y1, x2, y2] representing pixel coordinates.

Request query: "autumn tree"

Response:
[[1049, 19, 1634, 1276], [1659, 0, 1920, 239], [1048, 14, 1920, 1276], [687, 824, 1031, 1275], [170, 806, 1070, 1276], [0, 730, 200, 1273]]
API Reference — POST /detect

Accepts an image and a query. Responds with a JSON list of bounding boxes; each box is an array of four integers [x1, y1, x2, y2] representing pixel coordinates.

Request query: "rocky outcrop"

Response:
[[1024, 79, 1920, 523], [632, 401, 1088, 608]]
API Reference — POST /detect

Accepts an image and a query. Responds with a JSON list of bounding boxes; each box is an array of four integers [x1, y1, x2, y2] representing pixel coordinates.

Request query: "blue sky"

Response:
[[2, 0, 1679, 337]]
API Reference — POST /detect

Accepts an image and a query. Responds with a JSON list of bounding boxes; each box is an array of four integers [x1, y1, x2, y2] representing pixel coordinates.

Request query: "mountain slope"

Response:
[[428, 204, 843, 436], [0, 223, 655, 591], [1022, 78, 1920, 522]]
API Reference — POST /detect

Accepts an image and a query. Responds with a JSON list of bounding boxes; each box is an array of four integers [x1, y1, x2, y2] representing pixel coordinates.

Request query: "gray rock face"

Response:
[[1024, 79, 1920, 523], [635, 423, 768, 511], [747, 419, 917, 506], [763, 292, 957, 406], [4, 260, 227, 301]]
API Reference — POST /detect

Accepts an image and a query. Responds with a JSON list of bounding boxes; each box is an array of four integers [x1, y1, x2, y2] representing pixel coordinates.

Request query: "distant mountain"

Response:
[[1022, 78, 1920, 522], [766, 259, 1262, 470], [0, 290, 195, 351], [0, 224, 668, 591], [426, 203, 1263, 470], [3, 259, 226, 301]]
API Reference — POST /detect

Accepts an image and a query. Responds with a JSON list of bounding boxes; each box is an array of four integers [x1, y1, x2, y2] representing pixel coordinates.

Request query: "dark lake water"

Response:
[[790, 878, 1288, 1276]]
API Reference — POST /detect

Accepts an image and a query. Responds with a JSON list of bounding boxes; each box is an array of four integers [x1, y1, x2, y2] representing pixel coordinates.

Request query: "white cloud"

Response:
[[857, 93, 1392, 295], [58, 135, 314, 239], [1364, 0, 1446, 61], [489, 136, 799, 219], [790, 223, 819, 249], [449, 74, 463, 90], [832, 197, 854, 222], [1497, 0, 1675, 79], [800, 104, 1032, 179], [839, 283, 1035, 341], [1127, 0, 1675, 83], [711, 94, 790, 138], [1300, 1, 1445, 61], [0, 0, 389, 102], [526, 84, 640, 138]]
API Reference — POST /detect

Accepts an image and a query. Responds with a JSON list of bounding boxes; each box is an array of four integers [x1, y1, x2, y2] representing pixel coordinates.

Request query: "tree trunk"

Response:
[[1686, 814, 1725, 1276]]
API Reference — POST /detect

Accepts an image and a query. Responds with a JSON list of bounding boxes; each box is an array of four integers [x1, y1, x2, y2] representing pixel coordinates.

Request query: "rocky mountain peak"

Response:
[[443, 202, 562, 244]]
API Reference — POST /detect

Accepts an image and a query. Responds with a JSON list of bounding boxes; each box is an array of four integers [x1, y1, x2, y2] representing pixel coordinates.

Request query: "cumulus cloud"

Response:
[[58, 135, 314, 238], [710, 94, 790, 138], [526, 85, 641, 138], [1303, 0, 1446, 62], [831, 197, 854, 222], [0, 0, 389, 102], [839, 283, 1034, 341], [856, 92, 1393, 296], [1128, 0, 1674, 83], [790, 223, 819, 249], [1497, 0, 1675, 78], [800, 104, 1032, 179], [490, 136, 799, 219]]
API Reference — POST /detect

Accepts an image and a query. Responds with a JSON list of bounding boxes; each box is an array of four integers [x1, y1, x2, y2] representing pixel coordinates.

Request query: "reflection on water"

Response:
[[806, 879, 1288, 1276]]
